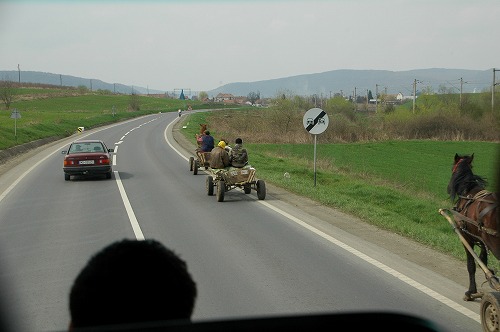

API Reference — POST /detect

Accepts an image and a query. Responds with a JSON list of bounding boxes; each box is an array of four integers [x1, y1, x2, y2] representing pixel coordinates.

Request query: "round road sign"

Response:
[[303, 108, 329, 134]]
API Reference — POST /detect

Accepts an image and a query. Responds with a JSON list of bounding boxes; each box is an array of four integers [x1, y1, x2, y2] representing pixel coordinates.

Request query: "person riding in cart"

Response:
[[229, 138, 248, 168], [209, 141, 230, 169]]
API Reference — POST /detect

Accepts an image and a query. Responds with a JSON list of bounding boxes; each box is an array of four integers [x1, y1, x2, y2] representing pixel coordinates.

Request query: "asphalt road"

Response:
[[0, 112, 488, 332]]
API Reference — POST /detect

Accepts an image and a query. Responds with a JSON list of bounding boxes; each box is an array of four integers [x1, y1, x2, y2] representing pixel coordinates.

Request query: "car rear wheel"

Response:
[[106, 172, 112, 179], [64, 173, 70, 181]]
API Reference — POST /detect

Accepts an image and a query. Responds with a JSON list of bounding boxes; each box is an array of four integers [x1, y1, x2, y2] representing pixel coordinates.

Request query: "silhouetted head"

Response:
[[69, 239, 197, 329]]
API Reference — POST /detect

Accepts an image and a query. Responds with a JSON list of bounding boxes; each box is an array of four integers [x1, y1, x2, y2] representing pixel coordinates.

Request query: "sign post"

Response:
[[303, 108, 329, 186], [10, 108, 21, 140]]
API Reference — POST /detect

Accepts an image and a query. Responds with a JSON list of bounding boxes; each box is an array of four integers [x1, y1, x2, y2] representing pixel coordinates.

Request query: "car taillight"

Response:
[[99, 158, 110, 165], [64, 160, 75, 166]]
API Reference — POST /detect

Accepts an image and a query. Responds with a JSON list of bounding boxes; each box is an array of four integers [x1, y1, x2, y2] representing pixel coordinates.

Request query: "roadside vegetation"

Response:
[[0, 84, 230, 150], [179, 92, 499, 267], [1, 83, 499, 268]]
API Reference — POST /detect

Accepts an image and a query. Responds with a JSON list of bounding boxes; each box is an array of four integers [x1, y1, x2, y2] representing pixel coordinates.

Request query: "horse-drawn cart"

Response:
[[439, 208, 500, 332], [441, 153, 499, 332], [189, 151, 211, 175], [205, 165, 266, 202]]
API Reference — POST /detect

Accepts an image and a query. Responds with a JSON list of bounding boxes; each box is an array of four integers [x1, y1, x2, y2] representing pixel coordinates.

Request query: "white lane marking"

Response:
[[258, 198, 480, 323], [0, 148, 60, 203], [113, 114, 165, 240], [165, 120, 189, 161], [163, 116, 481, 324], [114, 171, 144, 241]]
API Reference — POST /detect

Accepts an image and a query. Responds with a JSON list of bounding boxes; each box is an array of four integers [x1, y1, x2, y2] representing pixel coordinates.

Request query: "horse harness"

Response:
[[453, 190, 498, 240]]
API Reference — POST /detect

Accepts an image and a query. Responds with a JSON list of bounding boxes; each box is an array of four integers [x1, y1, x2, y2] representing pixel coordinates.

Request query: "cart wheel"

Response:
[[243, 183, 251, 194], [189, 156, 194, 171], [193, 160, 199, 175], [216, 180, 225, 202], [481, 292, 500, 332], [256, 179, 266, 200], [206, 176, 214, 196]]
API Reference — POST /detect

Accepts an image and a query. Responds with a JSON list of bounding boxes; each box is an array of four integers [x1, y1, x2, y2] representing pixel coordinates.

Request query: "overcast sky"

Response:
[[1, 0, 499, 92]]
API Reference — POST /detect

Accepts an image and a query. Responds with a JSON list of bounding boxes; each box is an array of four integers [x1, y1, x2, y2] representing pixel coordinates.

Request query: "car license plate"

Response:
[[79, 160, 95, 165]]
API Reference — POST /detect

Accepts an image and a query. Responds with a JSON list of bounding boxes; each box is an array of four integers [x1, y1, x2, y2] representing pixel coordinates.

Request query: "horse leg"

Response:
[[464, 242, 490, 301], [464, 245, 479, 301]]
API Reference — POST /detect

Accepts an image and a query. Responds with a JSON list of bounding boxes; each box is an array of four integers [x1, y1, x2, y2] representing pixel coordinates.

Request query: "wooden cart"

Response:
[[205, 165, 266, 202], [189, 151, 211, 175]]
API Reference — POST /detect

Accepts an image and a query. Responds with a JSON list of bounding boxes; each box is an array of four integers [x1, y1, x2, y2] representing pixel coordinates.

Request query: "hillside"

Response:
[[208, 68, 494, 98], [1, 68, 495, 98]]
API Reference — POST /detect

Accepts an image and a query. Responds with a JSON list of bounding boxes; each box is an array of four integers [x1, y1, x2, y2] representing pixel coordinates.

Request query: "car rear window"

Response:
[[70, 142, 104, 153]]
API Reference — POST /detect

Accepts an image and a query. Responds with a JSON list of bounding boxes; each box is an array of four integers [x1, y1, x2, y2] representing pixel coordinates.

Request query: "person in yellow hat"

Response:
[[209, 140, 230, 169]]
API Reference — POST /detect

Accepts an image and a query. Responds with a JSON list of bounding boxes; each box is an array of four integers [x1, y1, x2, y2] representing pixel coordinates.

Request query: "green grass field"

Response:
[[0, 94, 218, 150]]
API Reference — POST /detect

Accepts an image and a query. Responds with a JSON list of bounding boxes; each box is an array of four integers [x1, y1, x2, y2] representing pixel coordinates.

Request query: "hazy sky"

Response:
[[1, 0, 499, 92]]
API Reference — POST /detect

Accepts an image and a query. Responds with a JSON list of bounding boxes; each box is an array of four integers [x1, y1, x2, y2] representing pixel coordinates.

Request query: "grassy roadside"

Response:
[[179, 111, 499, 265], [0, 94, 228, 150]]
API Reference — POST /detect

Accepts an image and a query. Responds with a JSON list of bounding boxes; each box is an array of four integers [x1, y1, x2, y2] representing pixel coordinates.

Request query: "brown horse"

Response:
[[447, 153, 499, 301], [195, 124, 208, 148]]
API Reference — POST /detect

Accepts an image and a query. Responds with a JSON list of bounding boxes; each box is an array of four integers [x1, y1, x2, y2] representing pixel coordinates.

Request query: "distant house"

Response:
[[215, 93, 235, 103], [396, 92, 414, 101]]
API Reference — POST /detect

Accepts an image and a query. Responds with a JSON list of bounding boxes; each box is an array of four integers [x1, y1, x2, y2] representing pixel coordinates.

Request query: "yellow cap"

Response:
[[218, 141, 226, 148]]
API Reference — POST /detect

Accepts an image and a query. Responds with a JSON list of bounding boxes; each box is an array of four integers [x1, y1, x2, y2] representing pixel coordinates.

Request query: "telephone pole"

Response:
[[413, 79, 422, 113], [413, 79, 417, 113], [460, 78, 463, 107], [354, 87, 357, 111], [493, 68, 499, 111]]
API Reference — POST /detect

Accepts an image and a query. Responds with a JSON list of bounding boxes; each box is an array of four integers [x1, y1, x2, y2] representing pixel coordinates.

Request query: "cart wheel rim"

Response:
[[484, 302, 499, 331]]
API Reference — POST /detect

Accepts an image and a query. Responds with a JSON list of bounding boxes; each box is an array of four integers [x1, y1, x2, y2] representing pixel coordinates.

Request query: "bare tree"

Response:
[[247, 91, 260, 105], [0, 76, 15, 109]]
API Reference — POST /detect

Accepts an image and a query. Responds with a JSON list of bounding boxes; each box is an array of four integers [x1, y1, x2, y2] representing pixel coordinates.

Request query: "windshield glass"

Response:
[[0, 1, 498, 332]]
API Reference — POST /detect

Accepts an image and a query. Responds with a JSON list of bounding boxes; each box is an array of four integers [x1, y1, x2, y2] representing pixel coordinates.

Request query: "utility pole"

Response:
[[354, 87, 357, 111], [460, 78, 463, 107], [459, 77, 469, 108], [375, 84, 379, 113], [493, 68, 499, 111], [60, 74, 62, 86], [17, 64, 20, 83], [413, 79, 417, 113], [90, 79, 92, 92], [412, 79, 422, 113]]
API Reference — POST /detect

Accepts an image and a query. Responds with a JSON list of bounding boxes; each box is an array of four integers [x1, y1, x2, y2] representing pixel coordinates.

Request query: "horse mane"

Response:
[[448, 154, 488, 202]]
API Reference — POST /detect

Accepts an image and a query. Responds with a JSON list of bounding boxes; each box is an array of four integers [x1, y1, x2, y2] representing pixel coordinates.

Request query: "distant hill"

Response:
[[1, 68, 494, 98], [0, 70, 165, 95], [207, 68, 494, 98]]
